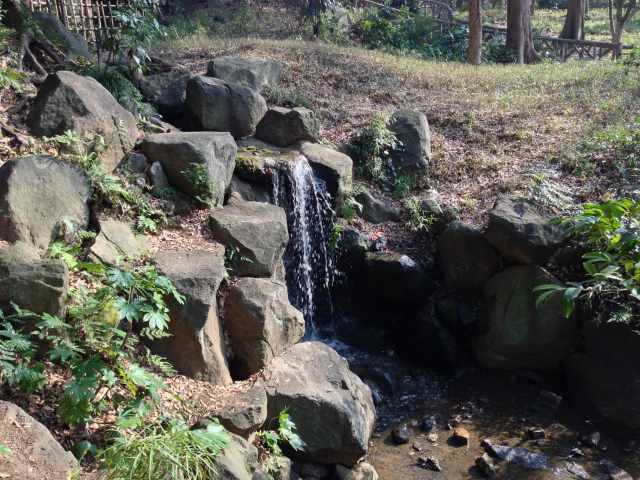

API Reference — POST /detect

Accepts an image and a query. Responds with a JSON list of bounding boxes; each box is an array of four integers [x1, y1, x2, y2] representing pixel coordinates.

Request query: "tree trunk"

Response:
[[507, 0, 540, 63], [468, 0, 482, 65], [560, 0, 585, 39]]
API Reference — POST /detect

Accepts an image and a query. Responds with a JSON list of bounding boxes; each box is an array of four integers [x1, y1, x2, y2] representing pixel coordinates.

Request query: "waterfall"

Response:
[[271, 155, 335, 338]]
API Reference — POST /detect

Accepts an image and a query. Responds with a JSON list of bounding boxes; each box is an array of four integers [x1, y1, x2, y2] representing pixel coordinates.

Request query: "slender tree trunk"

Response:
[[560, 0, 586, 39], [507, 0, 540, 63], [468, 0, 482, 64]]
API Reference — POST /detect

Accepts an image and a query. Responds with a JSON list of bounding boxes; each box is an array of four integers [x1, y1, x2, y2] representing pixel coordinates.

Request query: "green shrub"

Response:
[[405, 196, 433, 233], [103, 0, 166, 75], [257, 409, 305, 456], [47, 130, 165, 233], [393, 173, 415, 198], [571, 118, 640, 180], [349, 113, 399, 184], [340, 194, 363, 220], [100, 416, 229, 480], [182, 163, 215, 205], [0, 258, 184, 426], [535, 198, 640, 324], [78, 64, 153, 118]]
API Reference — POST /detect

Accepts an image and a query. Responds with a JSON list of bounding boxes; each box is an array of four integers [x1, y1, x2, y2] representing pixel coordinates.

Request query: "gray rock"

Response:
[[210, 385, 268, 438], [226, 277, 305, 377], [361, 252, 427, 304], [27, 71, 139, 172], [335, 462, 379, 480], [209, 200, 288, 277], [389, 110, 431, 173], [255, 107, 319, 147], [151, 249, 232, 384], [139, 70, 193, 123], [148, 161, 170, 195], [32, 12, 91, 60], [262, 342, 376, 466], [0, 243, 68, 316], [299, 141, 352, 210], [485, 195, 565, 265], [127, 152, 148, 173], [141, 131, 237, 205], [0, 401, 78, 480], [565, 461, 591, 479], [417, 456, 442, 472], [227, 176, 271, 203], [566, 322, 640, 429], [483, 441, 549, 470], [355, 190, 401, 224], [391, 424, 411, 444], [0, 155, 90, 251], [207, 56, 282, 91], [475, 266, 577, 371], [437, 221, 500, 291], [186, 75, 267, 139], [213, 432, 259, 480], [600, 460, 633, 480], [89, 219, 147, 266]]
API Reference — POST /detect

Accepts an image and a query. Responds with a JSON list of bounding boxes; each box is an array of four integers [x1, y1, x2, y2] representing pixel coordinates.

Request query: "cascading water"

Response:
[[271, 155, 335, 338]]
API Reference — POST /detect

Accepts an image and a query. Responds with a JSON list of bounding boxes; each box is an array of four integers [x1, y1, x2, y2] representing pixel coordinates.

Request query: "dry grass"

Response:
[[157, 31, 639, 223]]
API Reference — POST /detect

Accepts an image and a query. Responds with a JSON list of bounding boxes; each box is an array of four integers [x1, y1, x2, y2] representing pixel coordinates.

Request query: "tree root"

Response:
[[20, 33, 47, 81], [0, 120, 28, 145]]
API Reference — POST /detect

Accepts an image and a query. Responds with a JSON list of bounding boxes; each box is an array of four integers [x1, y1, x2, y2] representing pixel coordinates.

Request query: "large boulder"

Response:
[[437, 222, 501, 291], [475, 265, 577, 371], [141, 131, 237, 205], [151, 249, 232, 384], [89, 218, 147, 265], [360, 252, 428, 304], [485, 195, 565, 265], [209, 200, 288, 277], [207, 56, 282, 91], [32, 12, 91, 60], [27, 71, 139, 172], [139, 70, 193, 124], [255, 107, 319, 147], [0, 155, 90, 251], [0, 401, 78, 480], [226, 278, 305, 377], [566, 321, 640, 429], [186, 75, 267, 139], [262, 342, 376, 466], [0, 243, 68, 316], [299, 141, 353, 210], [389, 110, 431, 173], [355, 190, 401, 224]]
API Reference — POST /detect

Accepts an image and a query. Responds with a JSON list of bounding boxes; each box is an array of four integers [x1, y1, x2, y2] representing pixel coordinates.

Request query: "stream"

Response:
[[270, 155, 640, 480]]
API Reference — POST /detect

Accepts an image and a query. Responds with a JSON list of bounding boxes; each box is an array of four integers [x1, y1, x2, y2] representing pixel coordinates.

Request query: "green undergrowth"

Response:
[[563, 117, 640, 187], [28, 130, 165, 233], [536, 198, 640, 326]]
